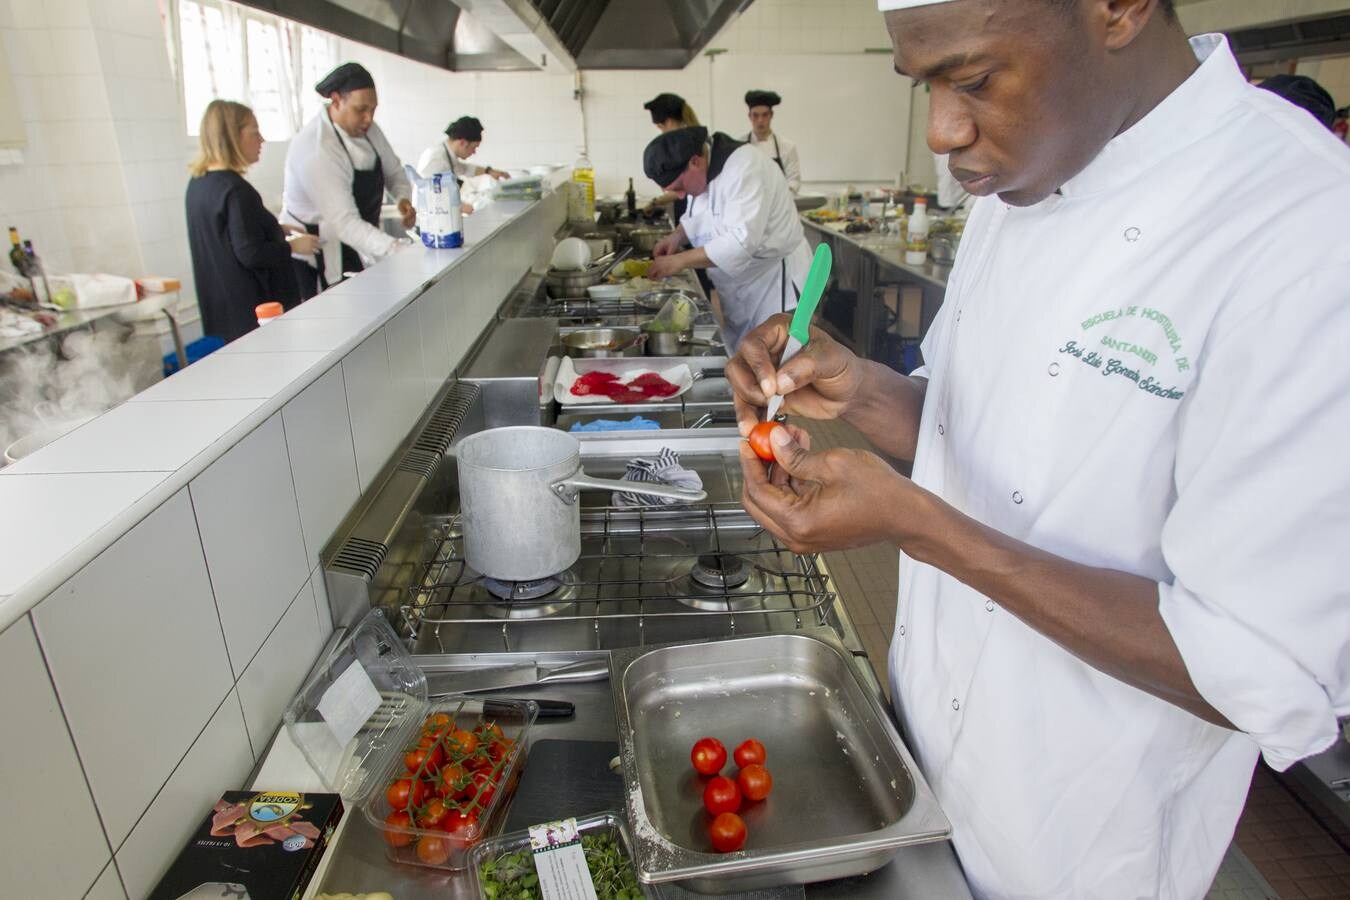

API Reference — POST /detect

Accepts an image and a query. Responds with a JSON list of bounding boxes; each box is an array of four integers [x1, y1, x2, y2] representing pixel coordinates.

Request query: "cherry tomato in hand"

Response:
[[737, 763, 773, 801], [708, 812, 747, 853], [416, 834, 452, 865], [733, 739, 766, 768], [383, 810, 414, 847], [690, 737, 727, 776], [747, 421, 783, 461], [703, 775, 742, 815]]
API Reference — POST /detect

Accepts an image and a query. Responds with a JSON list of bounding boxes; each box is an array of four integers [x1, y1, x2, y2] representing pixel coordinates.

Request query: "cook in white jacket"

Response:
[[415, 115, 508, 213], [744, 90, 802, 196], [643, 126, 810, 351], [281, 62, 415, 297], [728, 0, 1350, 898]]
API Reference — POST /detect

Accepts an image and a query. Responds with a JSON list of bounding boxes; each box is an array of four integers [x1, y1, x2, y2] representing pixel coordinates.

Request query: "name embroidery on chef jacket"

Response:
[[1056, 303, 1191, 402]]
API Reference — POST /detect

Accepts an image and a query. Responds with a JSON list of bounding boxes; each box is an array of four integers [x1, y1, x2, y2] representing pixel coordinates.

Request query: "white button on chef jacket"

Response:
[[890, 34, 1350, 900], [681, 141, 811, 351]]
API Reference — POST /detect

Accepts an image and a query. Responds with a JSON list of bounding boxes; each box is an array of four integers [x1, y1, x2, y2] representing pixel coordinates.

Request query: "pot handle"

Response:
[[550, 472, 707, 505]]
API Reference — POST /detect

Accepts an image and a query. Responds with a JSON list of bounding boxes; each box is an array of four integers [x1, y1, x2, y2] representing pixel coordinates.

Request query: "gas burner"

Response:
[[689, 553, 751, 590], [477, 571, 579, 619], [482, 574, 563, 600]]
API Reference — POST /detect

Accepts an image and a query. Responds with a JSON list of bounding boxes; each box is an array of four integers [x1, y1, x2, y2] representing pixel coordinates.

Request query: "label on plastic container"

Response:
[[527, 818, 597, 900], [317, 661, 382, 747]]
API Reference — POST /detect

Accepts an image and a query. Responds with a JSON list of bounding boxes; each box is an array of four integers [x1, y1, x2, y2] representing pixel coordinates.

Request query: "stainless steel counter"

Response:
[[0, 303, 129, 355], [312, 672, 971, 900], [800, 218, 949, 372]]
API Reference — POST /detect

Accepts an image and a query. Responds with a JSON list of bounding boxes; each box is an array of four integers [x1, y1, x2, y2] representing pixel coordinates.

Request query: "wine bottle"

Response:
[[625, 178, 637, 218], [8, 226, 28, 275]]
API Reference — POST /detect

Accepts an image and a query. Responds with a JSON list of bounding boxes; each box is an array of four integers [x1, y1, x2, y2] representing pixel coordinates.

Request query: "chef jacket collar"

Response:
[[1058, 35, 1243, 200]]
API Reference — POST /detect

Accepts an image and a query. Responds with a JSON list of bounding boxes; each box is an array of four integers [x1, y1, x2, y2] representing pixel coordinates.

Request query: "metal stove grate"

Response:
[[398, 502, 836, 649]]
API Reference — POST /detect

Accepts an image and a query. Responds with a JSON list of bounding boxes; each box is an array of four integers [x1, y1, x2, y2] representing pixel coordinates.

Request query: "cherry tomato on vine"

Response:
[[382, 810, 413, 847], [416, 834, 452, 865]]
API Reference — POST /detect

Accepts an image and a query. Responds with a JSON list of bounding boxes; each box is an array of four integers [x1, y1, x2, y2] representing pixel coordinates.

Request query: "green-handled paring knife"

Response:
[[765, 242, 832, 421]]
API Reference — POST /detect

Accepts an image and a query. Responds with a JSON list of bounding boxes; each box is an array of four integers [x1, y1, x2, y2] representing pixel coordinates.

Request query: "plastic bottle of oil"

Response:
[[570, 148, 595, 222]]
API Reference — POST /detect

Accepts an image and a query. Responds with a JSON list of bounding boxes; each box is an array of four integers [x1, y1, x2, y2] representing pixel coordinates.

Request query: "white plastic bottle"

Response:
[[905, 197, 930, 265], [571, 148, 595, 222]]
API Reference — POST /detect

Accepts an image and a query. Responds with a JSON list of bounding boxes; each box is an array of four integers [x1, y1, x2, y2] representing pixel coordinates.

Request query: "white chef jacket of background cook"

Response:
[[281, 110, 412, 286], [892, 35, 1350, 900], [747, 131, 802, 195], [681, 142, 811, 350]]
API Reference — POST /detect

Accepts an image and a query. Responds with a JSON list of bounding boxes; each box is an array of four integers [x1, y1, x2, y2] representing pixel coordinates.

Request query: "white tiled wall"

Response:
[[0, 190, 561, 898]]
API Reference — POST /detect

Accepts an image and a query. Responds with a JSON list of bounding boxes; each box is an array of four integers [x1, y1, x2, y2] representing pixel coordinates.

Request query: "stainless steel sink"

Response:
[[610, 630, 951, 894]]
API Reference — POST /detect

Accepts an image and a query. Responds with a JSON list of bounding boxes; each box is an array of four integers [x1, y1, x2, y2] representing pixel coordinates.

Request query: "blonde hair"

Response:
[[189, 100, 254, 177], [681, 103, 700, 127]]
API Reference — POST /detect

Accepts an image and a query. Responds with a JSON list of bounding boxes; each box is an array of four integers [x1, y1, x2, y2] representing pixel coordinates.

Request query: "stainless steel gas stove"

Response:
[[320, 386, 870, 668]]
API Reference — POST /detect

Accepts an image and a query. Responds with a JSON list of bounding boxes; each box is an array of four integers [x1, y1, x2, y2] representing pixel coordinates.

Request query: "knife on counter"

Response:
[[425, 658, 609, 697]]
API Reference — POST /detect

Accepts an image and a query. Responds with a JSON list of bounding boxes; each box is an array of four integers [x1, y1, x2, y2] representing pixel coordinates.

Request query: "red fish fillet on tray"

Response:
[[570, 369, 681, 403]]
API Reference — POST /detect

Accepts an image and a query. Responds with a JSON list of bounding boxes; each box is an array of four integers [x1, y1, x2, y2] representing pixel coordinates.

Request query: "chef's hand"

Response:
[[647, 253, 686, 279], [489, 169, 510, 181], [461, 202, 475, 215], [739, 425, 915, 553], [728, 313, 865, 437], [398, 198, 417, 229], [286, 232, 321, 256], [651, 234, 682, 258]]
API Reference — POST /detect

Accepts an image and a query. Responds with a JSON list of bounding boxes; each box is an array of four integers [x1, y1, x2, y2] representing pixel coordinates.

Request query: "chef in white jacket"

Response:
[[744, 90, 801, 195], [415, 116, 508, 213], [728, 1, 1350, 898], [643, 126, 810, 351], [282, 62, 415, 298]]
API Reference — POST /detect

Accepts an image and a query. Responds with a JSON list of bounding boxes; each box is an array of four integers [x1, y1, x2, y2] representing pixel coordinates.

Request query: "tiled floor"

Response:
[[798, 417, 1350, 899]]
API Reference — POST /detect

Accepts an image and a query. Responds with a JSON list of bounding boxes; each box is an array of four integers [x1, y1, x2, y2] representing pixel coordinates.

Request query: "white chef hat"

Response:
[[878, 0, 960, 9]]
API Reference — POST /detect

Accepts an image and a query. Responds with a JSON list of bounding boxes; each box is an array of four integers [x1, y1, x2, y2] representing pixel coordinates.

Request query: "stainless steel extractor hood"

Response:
[[529, 0, 752, 69], [235, 0, 544, 71], [238, 0, 752, 73]]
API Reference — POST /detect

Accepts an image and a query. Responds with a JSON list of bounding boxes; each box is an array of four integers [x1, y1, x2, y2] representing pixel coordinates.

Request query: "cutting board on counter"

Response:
[[503, 739, 624, 832]]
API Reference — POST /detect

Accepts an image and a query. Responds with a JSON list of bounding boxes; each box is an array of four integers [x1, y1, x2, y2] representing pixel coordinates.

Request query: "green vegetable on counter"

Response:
[[478, 831, 643, 900]]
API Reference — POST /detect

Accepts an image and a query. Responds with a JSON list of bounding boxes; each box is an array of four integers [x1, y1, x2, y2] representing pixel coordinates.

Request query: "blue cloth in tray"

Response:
[[569, 416, 661, 432]]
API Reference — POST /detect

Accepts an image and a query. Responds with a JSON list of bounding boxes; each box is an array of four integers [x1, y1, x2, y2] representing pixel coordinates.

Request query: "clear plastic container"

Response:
[[469, 811, 660, 900], [283, 610, 537, 871]]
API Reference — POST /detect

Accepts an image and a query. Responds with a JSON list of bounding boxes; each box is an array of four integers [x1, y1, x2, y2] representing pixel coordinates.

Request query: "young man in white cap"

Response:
[[727, 1, 1350, 897], [744, 89, 802, 195]]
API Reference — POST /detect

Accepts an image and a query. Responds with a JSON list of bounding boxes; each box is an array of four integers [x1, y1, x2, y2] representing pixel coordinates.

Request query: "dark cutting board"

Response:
[[504, 739, 625, 832]]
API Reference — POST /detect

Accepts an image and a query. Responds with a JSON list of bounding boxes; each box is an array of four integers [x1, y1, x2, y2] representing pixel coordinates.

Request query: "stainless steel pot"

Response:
[[628, 227, 670, 254], [634, 288, 695, 312], [561, 328, 645, 358], [641, 323, 718, 356], [456, 427, 706, 580], [545, 248, 630, 298]]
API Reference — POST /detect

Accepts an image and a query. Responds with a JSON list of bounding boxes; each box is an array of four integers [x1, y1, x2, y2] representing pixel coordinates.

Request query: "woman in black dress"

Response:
[[185, 100, 320, 343]]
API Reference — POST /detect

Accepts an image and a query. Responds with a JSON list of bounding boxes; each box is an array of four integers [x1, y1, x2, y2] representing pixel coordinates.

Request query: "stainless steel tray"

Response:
[[609, 630, 950, 893]]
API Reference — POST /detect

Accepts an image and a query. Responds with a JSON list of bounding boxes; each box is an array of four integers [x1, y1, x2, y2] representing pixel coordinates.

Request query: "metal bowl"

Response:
[[546, 265, 606, 299], [634, 288, 696, 312], [629, 227, 670, 254], [561, 328, 645, 358]]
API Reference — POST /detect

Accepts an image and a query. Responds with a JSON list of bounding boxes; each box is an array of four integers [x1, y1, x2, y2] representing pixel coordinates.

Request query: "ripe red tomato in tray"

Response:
[[733, 739, 766, 768], [416, 834, 452, 866], [383, 810, 414, 847], [690, 736, 727, 776], [703, 775, 742, 815], [709, 812, 747, 853], [737, 763, 773, 801]]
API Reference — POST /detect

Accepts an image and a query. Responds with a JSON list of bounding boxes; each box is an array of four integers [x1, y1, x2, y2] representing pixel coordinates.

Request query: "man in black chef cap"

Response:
[[744, 89, 801, 195], [643, 125, 810, 351], [416, 116, 508, 213], [281, 62, 416, 297], [1258, 74, 1338, 131]]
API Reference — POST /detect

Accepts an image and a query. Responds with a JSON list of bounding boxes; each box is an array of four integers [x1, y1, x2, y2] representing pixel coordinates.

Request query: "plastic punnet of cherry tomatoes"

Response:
[[733, 739, 766, 768], [703, 775, 742, 815], [416, 834, 452, 866], [747, 421, 783, 461], [690, 736, 727, 776], [709, 812, 747, 853], [383, 810, 414, 847], [737, 763, 773, 801]]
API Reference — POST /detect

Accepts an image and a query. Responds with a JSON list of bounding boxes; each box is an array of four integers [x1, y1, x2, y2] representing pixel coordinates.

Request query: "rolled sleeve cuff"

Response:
[[703, 233, 754, 279], [1158, 580, 1339, 770]]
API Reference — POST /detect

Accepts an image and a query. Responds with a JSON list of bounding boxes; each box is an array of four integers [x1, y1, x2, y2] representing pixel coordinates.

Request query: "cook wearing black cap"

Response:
[[416, 116, 508, 196], [1257, 75, 1337, 130], [642, 126, 811, 351], [280, 61, 415, 298], [744, 89, 801, 195]]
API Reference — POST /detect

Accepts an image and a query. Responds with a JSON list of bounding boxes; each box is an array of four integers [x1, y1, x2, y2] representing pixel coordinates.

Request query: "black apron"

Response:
[[293, 121, 387, 299], [748, 132, 786, 174]]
